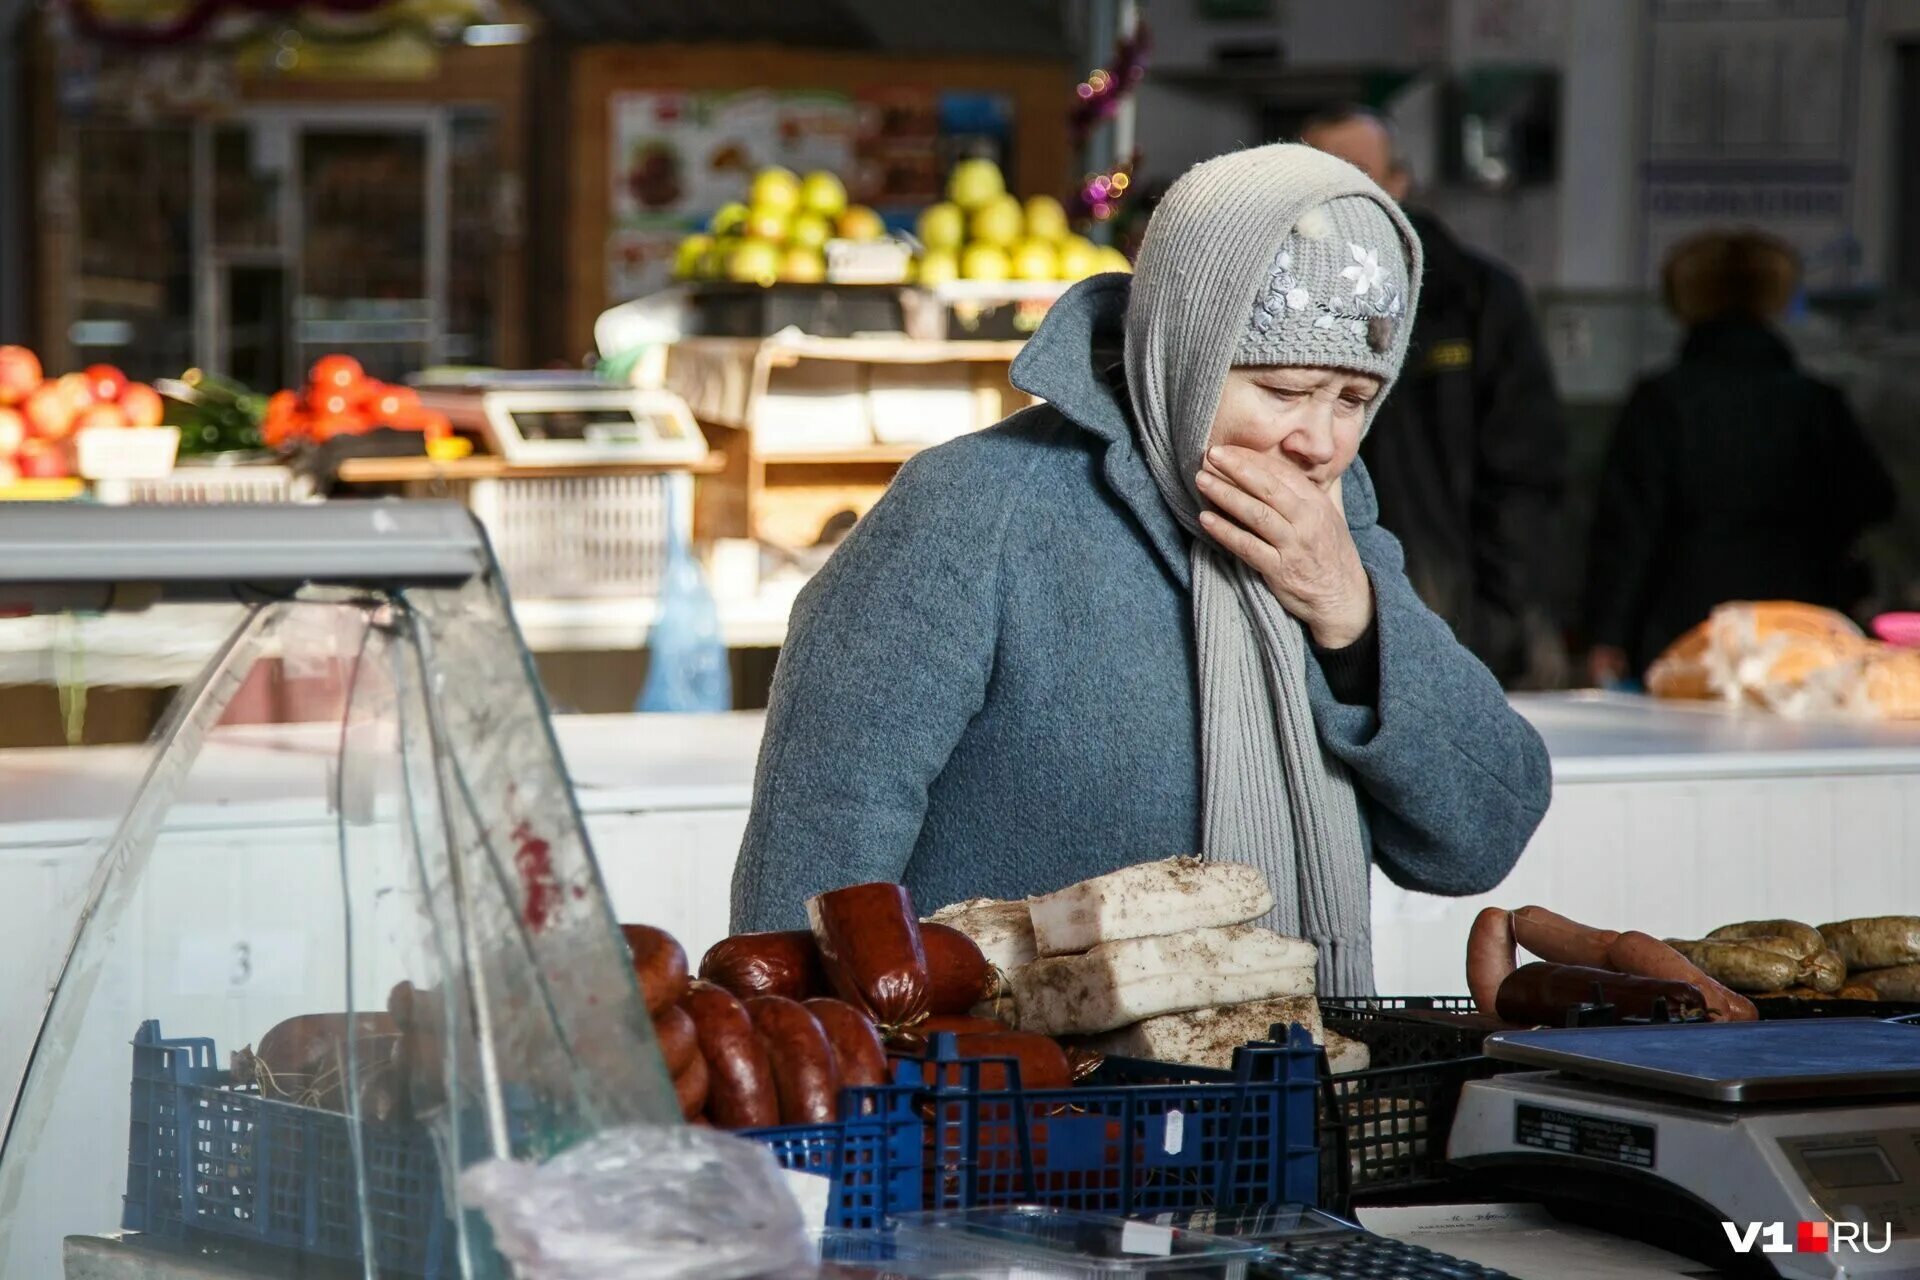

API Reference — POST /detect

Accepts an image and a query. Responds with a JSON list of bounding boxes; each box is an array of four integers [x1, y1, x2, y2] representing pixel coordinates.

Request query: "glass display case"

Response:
[[0, 504, 676, 1278]]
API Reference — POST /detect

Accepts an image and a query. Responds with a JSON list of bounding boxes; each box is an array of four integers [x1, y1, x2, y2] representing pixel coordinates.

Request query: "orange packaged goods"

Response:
[[1854, 647, 1920, 719], [1644, 620, 1714, 701], [699, 930, 825, 1002], [1642, 600, 1920, 719], [807, 883, 931, 1033]]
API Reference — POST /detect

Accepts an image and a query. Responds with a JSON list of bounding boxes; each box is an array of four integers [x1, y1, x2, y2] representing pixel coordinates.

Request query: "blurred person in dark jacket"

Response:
[[1584, 230, 1896, 685], [1304, 105, 1568, 687]]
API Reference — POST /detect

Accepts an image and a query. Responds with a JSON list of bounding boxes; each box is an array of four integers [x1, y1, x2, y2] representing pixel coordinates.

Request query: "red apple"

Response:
[[22, 384, 75, 440], [74, 403, 128, 433], [0, 407, 23, 455], [54, 373, 94, 415], [16, 439, 70, 479], [119, 383, 164, 428], [83, 363, 128, 404], [0, 346, 41, 407]]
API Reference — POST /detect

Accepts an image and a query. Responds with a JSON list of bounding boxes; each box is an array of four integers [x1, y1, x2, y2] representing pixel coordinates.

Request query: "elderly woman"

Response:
[[731, 144, 1550, 994]]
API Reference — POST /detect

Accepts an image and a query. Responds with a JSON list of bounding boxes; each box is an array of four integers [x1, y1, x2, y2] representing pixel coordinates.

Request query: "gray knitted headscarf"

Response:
[[1124, 143, 1423, 996]]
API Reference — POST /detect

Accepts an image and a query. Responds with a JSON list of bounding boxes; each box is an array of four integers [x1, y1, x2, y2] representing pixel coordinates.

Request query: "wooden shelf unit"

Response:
[[668, 335, 1035, 548]]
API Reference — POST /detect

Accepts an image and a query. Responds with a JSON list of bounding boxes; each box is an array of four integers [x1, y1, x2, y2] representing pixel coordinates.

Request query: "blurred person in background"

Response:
[[1303, 105, 1568, 688], [1584, 230, 1896, 685]]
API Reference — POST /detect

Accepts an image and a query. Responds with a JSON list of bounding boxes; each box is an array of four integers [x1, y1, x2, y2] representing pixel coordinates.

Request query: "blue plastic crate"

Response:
[[122, 1021, 451, 1277], [122, 1020, 924, 1261], [742, 1061, 926, 1230], [124, 1019, 1316, 1259], [904, 1026, 1320, 1218]]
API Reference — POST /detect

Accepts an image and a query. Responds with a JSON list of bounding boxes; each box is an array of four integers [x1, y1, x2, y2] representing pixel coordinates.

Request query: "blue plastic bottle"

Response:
[[637, 482, 731, 712]]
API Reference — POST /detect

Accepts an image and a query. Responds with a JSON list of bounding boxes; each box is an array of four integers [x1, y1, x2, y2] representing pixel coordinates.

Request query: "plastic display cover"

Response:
[[891, 1207, 1267, 1278], [0, 567, 678, 1278]]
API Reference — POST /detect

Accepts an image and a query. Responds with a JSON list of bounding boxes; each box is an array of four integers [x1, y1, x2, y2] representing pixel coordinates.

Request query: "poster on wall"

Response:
[[605, 88, 1018, 302], [606, 89, 859, 300], [1640, 0, 1863, 290], [850, 89, 1015, 214]]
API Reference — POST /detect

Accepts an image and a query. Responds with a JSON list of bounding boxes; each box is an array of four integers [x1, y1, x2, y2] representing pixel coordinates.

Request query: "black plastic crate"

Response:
[[1319, 996, 1491, 1065], [687, 283, 906, 338], [1753, 998, 1920, 1021], [1303, 997, 1519, 1214]]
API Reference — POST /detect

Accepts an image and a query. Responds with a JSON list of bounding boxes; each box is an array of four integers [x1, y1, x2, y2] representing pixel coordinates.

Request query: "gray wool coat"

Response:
[[731, 274, 1550, 934]]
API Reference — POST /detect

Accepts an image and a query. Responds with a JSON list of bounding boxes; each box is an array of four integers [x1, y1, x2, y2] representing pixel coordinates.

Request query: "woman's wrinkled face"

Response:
[[1206, 366, 1381, 490]]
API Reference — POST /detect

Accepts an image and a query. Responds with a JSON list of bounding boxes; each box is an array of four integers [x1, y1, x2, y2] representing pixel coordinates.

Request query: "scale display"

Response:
[[416, 375, 708, 465]]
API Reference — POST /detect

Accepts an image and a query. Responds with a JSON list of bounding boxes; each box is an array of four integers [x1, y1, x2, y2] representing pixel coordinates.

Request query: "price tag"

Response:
[[779, 1168, 833, 1228], [1162, 1107, 1185, 1155], [1120, 1220, 1175, 1257]]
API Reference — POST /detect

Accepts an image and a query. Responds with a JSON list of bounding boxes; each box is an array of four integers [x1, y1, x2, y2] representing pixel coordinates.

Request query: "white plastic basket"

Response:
[[75, 426, 180, 481], [466, 472, 689, 599], [115, 465, 308, 505]]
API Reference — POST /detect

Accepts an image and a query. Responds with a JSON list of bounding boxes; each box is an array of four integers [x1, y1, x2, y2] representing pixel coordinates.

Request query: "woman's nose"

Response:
[[1280, 404, 1338, 469]]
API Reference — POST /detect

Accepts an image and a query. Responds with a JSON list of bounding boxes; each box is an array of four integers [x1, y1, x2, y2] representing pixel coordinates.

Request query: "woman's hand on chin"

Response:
[[1195, 444, 1374, 648]]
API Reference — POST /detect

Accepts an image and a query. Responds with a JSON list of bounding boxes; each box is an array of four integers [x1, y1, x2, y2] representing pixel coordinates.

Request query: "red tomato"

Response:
[[83, 364, 128, 404], [309, 354, 365, 396], [369, 385, 420, 424]]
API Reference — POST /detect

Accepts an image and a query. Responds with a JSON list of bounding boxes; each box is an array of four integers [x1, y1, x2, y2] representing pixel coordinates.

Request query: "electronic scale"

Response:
[[1448, 1019, 1920, 1278], [414, 370, 708, 465]]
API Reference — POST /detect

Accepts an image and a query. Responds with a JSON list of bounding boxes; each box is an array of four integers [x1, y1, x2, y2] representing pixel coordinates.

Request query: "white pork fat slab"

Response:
[[1009, 924, 1316, 1036], [1026, 857, 1275, 958]]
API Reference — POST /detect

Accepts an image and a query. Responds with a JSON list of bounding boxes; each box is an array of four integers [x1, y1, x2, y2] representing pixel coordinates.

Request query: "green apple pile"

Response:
[[675, 167, 889, 286], [913, 158, 1132, 287]]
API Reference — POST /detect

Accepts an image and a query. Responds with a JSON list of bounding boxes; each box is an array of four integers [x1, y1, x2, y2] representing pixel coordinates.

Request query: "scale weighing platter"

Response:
[[414, 373, 708, 465], [1484, 1018, 1920, 1103]]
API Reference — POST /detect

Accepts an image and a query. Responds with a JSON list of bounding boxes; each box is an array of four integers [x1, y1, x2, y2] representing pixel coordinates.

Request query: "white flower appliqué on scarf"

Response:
[[1342, 243, 1384, 297]]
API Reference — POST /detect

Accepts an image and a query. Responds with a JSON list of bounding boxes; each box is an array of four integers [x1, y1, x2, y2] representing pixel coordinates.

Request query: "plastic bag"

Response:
[[459, 1125, 810, 1280], [637, 483, 731, 713]]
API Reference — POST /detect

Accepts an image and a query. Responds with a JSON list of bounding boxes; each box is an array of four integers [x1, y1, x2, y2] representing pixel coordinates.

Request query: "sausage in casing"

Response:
[[1466, 907, 1516, 1014], [683, 980, 780, 1129], [747, 995, 842, 1125], [622, 924, 690, 1015], [652, 1004, 699, 1077]]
